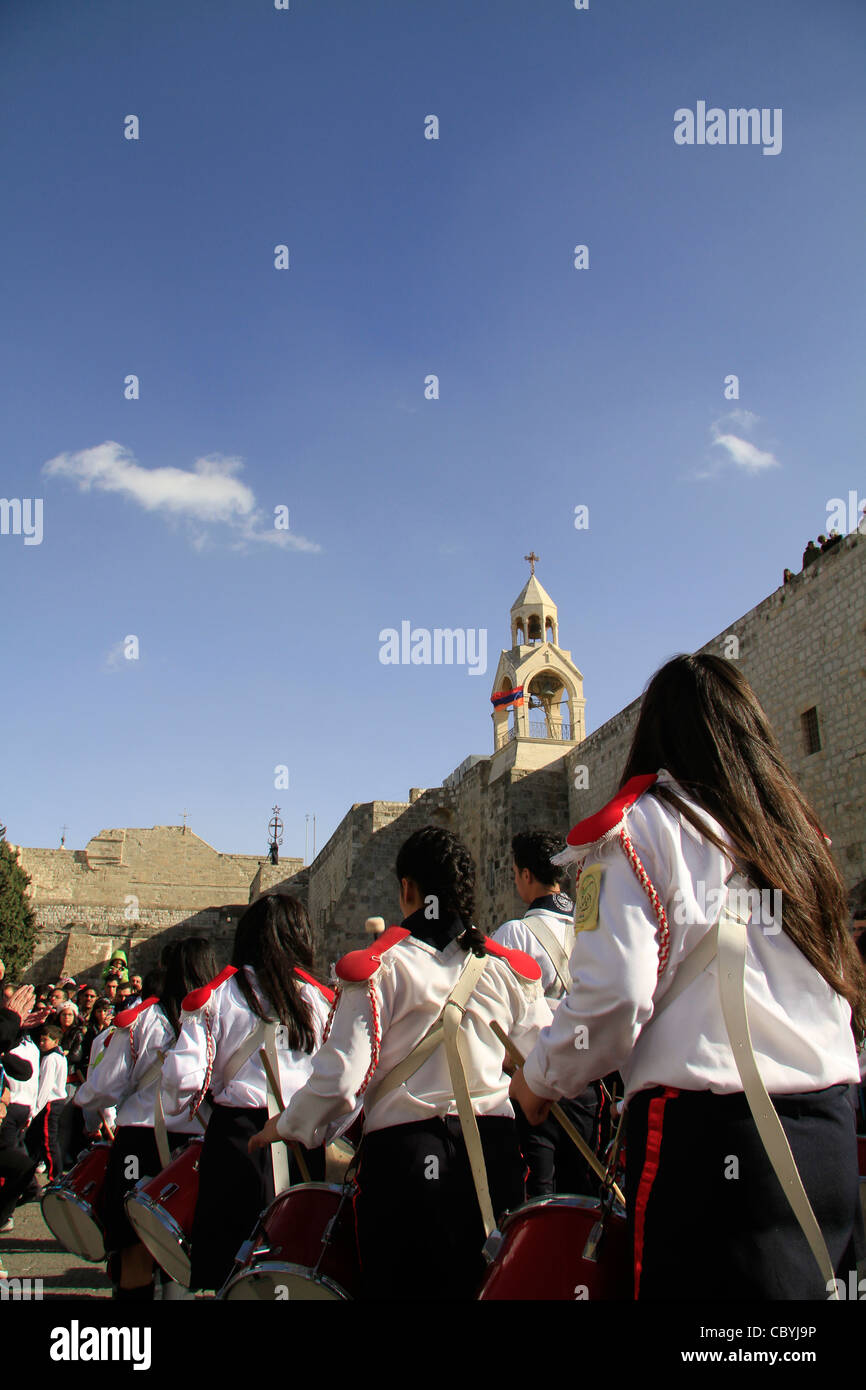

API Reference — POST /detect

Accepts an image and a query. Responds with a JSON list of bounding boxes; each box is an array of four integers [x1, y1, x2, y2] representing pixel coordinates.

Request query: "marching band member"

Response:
[[493, 828, 607, 1196], [75, 939, 216, 1300], [510, 653, 865, 1300], [250, 826, 552, 1301], [161, 893, 334, 1293]]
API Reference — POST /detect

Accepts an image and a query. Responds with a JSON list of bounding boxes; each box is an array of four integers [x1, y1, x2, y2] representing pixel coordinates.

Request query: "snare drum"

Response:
[[477, 1193, 631, 1301], [41, 1142, 112, 1263], [124, 1138, 203, 1286], [220, 1182, 360, 1300]]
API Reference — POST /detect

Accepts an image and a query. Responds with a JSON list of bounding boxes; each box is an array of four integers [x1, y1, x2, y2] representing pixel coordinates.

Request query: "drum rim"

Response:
[[124, 1191, 192, 1257], [500, 1192, 626, 1227], [40, 1188, 106, 1262], [220, 1260, 352, 1301]]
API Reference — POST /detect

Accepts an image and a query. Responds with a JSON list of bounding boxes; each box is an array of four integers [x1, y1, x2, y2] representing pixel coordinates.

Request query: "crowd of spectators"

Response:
[[0, 950, 143, 1277]]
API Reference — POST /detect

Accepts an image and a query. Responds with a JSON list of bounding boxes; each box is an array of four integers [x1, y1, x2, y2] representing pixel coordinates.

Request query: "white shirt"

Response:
[[161, 966, 333, 1118], [75, 1000, 202, 1133], [5, 1037, 40, 1116], [276, 928, 552, 1150], [34, 1048, 68, 1112], [494, 894, 575, 1002], [523, 772, 860, 1104]]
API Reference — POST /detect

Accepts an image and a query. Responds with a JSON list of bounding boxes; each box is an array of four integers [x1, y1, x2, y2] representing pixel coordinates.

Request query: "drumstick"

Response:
[[490, 1022, 625, 1207], [258, 1046, 312, 1184]]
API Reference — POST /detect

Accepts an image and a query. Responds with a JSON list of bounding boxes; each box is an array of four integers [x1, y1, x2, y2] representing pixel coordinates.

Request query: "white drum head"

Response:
[[222, 1263, 349, 1301], [41, 1189, 105, 1263], [125, 1197, 192, 1287]]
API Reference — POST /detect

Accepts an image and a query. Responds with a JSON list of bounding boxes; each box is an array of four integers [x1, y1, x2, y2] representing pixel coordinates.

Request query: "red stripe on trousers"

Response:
[[42, 1103, 54, 1181], [632, 1086, 678, 1300]]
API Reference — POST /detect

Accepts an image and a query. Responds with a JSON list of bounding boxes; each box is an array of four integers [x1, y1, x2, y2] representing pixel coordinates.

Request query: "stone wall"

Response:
[[565, 530, 866, 901]]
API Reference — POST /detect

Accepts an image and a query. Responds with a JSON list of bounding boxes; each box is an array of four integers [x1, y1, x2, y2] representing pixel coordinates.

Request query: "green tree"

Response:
[[0, 823, 38, 979]]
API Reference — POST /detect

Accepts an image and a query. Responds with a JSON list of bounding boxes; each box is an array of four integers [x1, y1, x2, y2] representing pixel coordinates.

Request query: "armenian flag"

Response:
[[490, 686, 524, 709]]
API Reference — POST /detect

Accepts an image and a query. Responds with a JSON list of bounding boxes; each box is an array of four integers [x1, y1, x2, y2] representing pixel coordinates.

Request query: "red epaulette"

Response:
[[294, 965, 335, 1004], [113, 996, 159, 1029], [336, 926, 410, 983], [565, 773, 658, 848], [483, 938, 542, 982], [182, 964, 237, 1012]]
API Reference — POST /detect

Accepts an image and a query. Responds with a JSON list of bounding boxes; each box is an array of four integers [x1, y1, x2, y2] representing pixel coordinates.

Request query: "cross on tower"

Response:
[[524, 550, 539, 577], [181, 809, 190, 834]]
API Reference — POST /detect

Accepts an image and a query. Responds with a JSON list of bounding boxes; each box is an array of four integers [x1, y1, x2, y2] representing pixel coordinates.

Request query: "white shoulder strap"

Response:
[[222, 1019, 268, 1086], [364, 950, 497, 1237], [649, 874, 837, 1297], [521, 914, 573, 995]]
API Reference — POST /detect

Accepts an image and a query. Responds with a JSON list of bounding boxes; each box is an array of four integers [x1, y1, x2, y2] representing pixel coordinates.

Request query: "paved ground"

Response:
[[1, 1175, 111, 1299]]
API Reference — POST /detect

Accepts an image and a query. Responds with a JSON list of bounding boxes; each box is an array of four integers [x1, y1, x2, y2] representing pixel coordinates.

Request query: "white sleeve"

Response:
[[35, 1052, 65, 1114], [522, 832, 664, 1101], [75, 1028, 133, 1112], [277, 982, 377, 1149], [160, 1006, 219, 1118], [508, 977, 555, 1060]]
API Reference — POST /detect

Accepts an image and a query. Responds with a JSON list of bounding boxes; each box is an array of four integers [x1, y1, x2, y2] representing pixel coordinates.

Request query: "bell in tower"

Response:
[[488, 554, 586, 782]]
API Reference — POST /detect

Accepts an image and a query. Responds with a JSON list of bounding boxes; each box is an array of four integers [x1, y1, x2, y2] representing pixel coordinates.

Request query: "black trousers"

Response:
[[353, 1114, 525, 1301], [625, 1082, 862, 1300], [515, 1082, 605, 1198], [190, 1104, 324, 1292], [25, 1102, 64, 1182]]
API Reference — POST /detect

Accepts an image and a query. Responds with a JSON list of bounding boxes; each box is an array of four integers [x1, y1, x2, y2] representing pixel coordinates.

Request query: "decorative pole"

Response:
[[268, 805, 284, 866]]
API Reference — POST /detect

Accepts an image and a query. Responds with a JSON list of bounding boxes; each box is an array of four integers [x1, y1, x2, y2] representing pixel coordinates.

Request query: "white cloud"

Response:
[[710, 430, 779, 473], [690, 412, 780, 480], [43, 441, 321, 551]]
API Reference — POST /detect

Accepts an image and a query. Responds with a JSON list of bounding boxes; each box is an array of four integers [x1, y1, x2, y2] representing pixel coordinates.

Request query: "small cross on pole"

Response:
[[524, 550, 539, 577], [181, 809, 189, 835], [60, 825, 68, 847]]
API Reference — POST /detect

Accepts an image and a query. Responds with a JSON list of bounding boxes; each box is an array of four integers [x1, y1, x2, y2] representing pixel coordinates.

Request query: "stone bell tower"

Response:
[[488, 553, 586, 782]]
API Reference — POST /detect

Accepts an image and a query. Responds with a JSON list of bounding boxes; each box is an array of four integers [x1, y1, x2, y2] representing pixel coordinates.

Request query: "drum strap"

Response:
[[222, 1021, 268, 1085], [521, 915, 573, 995], [365, 952, 496, 1238], [262, 1024, 292, 1197], [648, 873, 838, 1298]]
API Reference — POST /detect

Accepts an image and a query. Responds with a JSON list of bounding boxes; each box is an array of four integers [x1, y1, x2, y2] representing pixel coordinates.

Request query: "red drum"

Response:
[[477, 1194, 631, 1301], [41, 1142, 112, 1263], [124, 1138, 203, 1286], [220, 1182, 360, 1301]]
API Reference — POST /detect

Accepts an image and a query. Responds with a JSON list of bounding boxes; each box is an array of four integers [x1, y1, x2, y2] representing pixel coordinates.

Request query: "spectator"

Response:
[[783, 568, 794, 585], [117, 983, 136, 1007], [104, 979, 119, 1005], [47, 986, 68, 1012], [76, 986, 98, 1023], [129, 975, 143, 997], [24, 1024, 68, 1185], [802, 539, 820, 569], [103, 952, 129, 986]]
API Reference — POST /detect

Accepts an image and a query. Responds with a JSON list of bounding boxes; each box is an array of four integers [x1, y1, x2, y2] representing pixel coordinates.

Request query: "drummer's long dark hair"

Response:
[[620, 653, 866, 1040], [396, 826, 487, 957], [231, 894, 318, 1052], [160, 939, 217, 1038]]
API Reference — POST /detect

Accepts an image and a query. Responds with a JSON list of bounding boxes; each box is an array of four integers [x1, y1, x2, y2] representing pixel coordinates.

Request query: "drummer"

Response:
[[509, 654, 865, 1300], [250, 826, 552, 1301], [75, 939, 217, 1300], [160, 892, 335, 1294], [493, 829, 607, 1197]]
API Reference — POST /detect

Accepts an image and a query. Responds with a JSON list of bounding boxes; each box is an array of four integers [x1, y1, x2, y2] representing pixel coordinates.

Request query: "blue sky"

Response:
[[1, 0, 863, 862]]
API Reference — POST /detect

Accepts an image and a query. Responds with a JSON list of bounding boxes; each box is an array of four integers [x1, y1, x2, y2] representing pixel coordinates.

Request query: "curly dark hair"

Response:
[[230, 893, 319, 1052], [395, 826, 486, 956], [512, 830, 564, 887]]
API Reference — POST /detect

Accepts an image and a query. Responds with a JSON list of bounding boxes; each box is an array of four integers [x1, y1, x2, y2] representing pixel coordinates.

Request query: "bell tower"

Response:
[[489, 554, 586, 782]]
